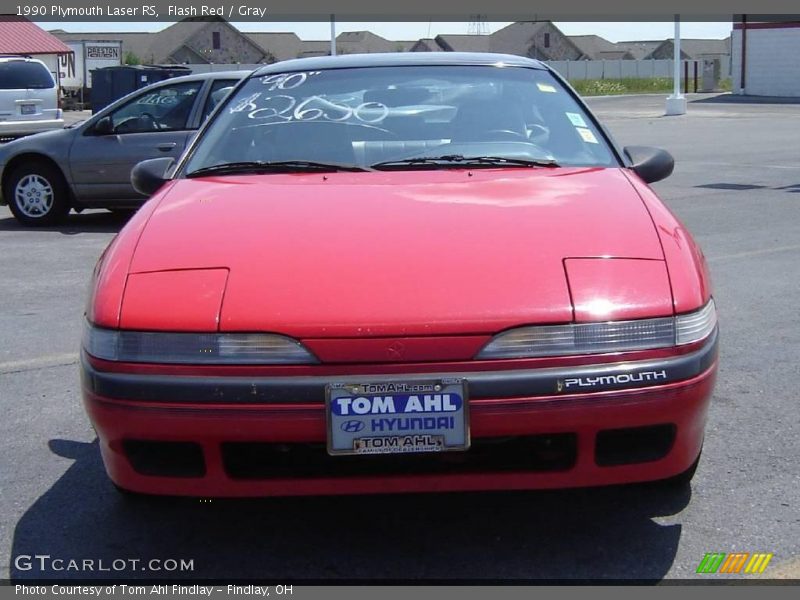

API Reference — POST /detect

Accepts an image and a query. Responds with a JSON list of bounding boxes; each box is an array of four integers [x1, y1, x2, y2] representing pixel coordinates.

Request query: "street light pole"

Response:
[[665, 14, 687, 115], [330, 15, 337, 56]]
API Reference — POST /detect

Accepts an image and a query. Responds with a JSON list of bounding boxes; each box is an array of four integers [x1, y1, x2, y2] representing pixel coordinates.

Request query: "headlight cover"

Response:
[[83, 323, 317, 364], [476, 299, 717, 360], [674, 299, 718, 345]]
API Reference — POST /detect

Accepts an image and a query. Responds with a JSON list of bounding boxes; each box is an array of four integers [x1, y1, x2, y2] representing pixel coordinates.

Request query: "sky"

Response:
[[40, 21, 734, 42]]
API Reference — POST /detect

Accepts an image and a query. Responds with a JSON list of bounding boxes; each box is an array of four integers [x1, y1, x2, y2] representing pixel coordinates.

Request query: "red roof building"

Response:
[[0, 15, 72, 55]]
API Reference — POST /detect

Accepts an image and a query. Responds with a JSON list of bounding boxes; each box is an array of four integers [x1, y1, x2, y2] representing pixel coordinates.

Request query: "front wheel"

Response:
[[5, 162, 70, 226]]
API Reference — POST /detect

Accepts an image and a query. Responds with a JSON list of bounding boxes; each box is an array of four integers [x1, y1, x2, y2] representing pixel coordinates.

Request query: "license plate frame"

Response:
[[326, 378, 470, 456], [20, 104, 36, 115]]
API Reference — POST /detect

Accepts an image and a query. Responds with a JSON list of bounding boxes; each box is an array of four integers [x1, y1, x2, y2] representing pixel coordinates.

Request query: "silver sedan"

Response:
[[0, 70, 248, 226]]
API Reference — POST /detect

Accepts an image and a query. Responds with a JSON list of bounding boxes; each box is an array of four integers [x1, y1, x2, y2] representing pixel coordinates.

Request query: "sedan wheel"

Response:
[[15, 174, 54, 216], [6, 163, 70, 226]]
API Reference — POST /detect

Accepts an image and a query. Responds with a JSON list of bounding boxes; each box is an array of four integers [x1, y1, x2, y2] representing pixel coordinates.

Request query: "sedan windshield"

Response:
[[183, 65, 617, 175]]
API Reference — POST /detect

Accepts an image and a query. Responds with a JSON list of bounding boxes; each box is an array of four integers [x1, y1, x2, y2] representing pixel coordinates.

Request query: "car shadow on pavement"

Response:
[[0, 210, 132, 234], [9, 438, 691, 582]]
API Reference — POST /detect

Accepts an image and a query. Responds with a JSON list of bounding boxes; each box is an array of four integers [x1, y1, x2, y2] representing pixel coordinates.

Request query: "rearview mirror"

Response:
[[92, 116, 114, 136], [624, 146, 674, 184], [131, 157, 175, 197]]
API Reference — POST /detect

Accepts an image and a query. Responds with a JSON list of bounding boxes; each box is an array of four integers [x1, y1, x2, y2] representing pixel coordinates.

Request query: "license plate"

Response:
[[20, 104, 36, 115], [326, 379, 469, 456]]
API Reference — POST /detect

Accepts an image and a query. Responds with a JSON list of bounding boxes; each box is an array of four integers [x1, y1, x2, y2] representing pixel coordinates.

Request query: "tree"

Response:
[[123, 51, 141, 65]]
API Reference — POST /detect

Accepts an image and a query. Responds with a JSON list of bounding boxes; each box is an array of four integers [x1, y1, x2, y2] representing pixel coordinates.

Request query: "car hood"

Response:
[[128, 167, 666, 337], [0, 127, 73, 160]]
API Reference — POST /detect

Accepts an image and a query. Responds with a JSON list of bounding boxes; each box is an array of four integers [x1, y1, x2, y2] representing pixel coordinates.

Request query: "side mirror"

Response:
[[624, 146, 674, 184], [92, 116, 114, 136], [131, 157, 175, 196]]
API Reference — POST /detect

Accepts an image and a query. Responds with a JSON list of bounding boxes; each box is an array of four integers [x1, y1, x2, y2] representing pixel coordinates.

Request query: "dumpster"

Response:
[[90, 65, 192, 112]]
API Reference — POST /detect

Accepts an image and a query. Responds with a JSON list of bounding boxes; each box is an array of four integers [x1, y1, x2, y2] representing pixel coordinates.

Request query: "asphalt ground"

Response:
[[0, 94, 798, 582]]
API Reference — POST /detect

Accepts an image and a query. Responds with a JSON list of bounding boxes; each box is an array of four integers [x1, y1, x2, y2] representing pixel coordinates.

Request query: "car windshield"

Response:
[[183, 65, 617, 175]]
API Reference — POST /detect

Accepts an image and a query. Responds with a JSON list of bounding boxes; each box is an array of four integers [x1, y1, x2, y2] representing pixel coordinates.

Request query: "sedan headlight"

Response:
[[476, 299, 717, 359], [83, 323, 317, 365]]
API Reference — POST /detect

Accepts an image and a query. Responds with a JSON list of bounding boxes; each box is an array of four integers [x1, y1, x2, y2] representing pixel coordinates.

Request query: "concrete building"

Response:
[[414, 23, 586, 60], [409, 38, 443, 52], [731, 18, 800, 96], [50, 17, 735, 82], [489, 22, 585, 60], [47, 18, 620, 64], [334, 31, 415, 54], [244, 32, 304, 62], [646, 38, 731, 62], [568, 35, 635, 60], [54, 17, 269, 65], [614, 40, 664, 60], [616, 38, 730, 62]]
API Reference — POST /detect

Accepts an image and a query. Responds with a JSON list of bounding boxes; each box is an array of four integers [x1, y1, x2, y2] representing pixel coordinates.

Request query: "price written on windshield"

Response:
[[231, 92, 389, 125]]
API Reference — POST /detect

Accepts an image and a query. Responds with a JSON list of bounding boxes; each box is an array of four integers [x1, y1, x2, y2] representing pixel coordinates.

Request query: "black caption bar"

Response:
[[1, 1, 800, 21]]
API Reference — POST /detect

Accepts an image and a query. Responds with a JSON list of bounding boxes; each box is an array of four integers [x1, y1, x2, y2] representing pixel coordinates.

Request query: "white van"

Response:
[[0, 57, 64, 141]]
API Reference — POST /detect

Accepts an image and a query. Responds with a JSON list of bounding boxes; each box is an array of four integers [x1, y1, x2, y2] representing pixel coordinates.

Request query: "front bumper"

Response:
[[81, 331, 718, 497]]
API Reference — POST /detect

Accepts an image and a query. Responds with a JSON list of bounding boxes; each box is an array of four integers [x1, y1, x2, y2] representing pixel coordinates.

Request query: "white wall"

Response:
[[180, 59, 732, 82], [544, 59, 728, 82], [181, 63, 261, 73], [732, 26, 800, 97], [546, 59, 675, 80]]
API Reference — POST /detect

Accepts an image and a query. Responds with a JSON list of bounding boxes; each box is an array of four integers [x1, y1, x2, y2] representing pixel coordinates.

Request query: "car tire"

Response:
[[5, 162, 70, 226]]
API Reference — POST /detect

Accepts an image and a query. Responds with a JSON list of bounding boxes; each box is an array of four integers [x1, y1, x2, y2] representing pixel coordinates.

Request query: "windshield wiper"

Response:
[[371, 154, 559, 170], [186, 160, 371, 178]]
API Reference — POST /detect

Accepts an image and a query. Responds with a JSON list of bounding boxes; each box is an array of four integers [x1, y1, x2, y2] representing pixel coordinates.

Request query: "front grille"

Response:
[[222, 434, 577, 480]]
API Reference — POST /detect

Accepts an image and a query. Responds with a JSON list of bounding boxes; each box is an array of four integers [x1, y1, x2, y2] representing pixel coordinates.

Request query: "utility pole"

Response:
[[666, 14, 687, 115], [330, 15, 337, 56], [468, 15, 489, 35]]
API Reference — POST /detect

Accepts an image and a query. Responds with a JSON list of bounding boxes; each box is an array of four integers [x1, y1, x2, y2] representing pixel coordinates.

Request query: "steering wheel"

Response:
[[527, 124, 550, 143], [139, 112, 160, 130], [485, 129, 529, 141]]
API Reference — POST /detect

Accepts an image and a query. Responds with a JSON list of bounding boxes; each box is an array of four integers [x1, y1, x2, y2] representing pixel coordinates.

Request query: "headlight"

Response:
[[83, 323, 317, 365], [675, 300, 718, 345], [476, 299, 717, 359]]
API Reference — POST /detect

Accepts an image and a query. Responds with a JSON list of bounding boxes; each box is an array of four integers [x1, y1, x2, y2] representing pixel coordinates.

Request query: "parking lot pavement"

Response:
[[1, 93, 799, 582]]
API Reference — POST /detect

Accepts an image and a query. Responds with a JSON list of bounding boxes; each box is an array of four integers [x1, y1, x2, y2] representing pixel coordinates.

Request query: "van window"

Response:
[[0, 61, 55, 90]]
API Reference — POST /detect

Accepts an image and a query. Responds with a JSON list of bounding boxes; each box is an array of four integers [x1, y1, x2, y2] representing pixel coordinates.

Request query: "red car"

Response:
[[81, 53, 718, 497]]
